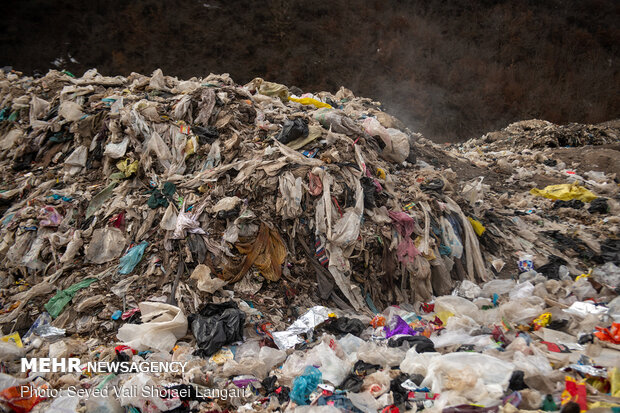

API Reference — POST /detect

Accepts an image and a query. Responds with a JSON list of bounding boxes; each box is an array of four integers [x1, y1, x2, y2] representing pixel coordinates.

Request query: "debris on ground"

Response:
[[0, 68, 618, 412]]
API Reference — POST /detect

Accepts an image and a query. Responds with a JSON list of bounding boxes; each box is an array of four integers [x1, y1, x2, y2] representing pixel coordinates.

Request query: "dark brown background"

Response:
[[1, 0, 618, 142]]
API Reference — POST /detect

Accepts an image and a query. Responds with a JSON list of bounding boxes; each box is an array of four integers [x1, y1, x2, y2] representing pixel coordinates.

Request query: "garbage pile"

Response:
[[0, 68, 617, 412]]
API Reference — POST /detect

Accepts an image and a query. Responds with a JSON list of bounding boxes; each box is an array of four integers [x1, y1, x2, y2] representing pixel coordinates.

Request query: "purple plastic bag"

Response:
[[384, 315, 417, 338]]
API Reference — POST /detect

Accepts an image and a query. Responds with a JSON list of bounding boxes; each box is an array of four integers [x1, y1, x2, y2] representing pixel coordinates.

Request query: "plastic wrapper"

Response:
[[117, 302, 188, 352], [272, 306, 330, 349]]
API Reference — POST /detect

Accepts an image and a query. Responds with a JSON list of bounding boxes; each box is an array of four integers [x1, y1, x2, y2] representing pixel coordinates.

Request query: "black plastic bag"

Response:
[[187, 233, 207, 264], [353, 360, 381, 375], [601, 238, 620, 265], [588, 197, 609, 214], [360, 177, 377, 209], [277, 118, 308, 144], [340, 374, 363, 392], [325, 317, 366, 337], [189, 301, 245, 357], [553, 199, 583, 209], [193, 125, 219, 144], [537, 255, 568, 279], [508, 370, 527, 391], [388, 335, 435, 353]]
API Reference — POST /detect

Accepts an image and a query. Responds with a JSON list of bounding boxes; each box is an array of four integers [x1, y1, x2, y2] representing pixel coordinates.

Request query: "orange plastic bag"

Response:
[[594, 322, 620, 344]]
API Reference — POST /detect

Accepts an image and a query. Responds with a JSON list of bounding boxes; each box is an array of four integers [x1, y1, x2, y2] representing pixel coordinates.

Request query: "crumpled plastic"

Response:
[[384, 316, 417, 338], [290, 366, 322, 405], [118, 241, 148, 274], [272, 306, 330, 349], [85, 227, 126, 264], [44, 278, 97, 318], [117, 302, 187, 352], [223, 223, 286, 283], [189, 301, 245, 357], [530, 183, 597, 202], [289, 96, 332, 109], [388, 210, 420, 264]]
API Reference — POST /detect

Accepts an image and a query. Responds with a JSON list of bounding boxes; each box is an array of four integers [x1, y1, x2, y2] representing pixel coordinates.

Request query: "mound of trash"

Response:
[[0, 68, 618, 412]]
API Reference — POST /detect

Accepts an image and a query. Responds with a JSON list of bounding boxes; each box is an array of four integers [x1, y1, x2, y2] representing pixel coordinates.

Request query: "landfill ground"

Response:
[[0, 69, 618, 412]]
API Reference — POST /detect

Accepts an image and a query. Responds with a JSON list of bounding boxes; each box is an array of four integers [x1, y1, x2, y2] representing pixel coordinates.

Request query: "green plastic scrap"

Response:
[[147, 181, 176, 209], [44, 278, 97, 318], [86, 182, 117, 219]]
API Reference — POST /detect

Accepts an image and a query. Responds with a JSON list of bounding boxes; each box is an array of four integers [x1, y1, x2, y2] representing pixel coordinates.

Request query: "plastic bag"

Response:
[[272, 306, 330, 350], [356, 341, 405, 368], [83, 396, 123, 413], [421, 352, 514, 406], [86, 228, 126, 264], [118, 241, 148, 274], [190, 264, 227, 293], [509, 281, 535, 299], [119, 373, 181, 412], [310, 341, 351, 386], [455, 280, 482, 300], [86, 183, 116, 219], [222, 223, 286, 283], [189, 301, 245, 357], [277, 118, 308, 145], [481, 279, 515, 297], [278, 171, 303, 219], [314, 108, 363, 136], [0, 377, 49, 413], [434, 295, 480, 324], [58, 101, 84, 121], [290, 366, 322, 405], [103, 138, 129, 159], [362, 370, 391, 397], [289, 96, 332, 109], [44, 278, 97, 318], [500, 297, 545, 324], [591, 262, 620, 288], [530, 183, 597, 202], [117, 302, 187, 352]]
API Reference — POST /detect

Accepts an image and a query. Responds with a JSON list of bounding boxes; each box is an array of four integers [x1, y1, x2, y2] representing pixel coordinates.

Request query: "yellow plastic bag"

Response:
[[289, 96, 332, 109], [116, 159, 139, 177], [467, 217, 486, 236], [0, 332, 23, 348], [532, 312, 551, 331], [530, 183, 597, 202]]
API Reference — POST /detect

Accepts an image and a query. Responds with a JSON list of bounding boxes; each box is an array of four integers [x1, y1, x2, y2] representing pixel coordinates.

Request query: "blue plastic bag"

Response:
[[118, 241, 148, 274], [290, 366, 322, 405]]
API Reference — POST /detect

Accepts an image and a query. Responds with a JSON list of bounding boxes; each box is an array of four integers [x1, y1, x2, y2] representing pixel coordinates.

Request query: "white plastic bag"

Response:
[[117, 302, 188, 352], [85, 228, 126, 264], [103, 137, 129, 159], [190, 264, 227, 294], [278, 171, 303, 219], [59, 101, 84, 121]]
